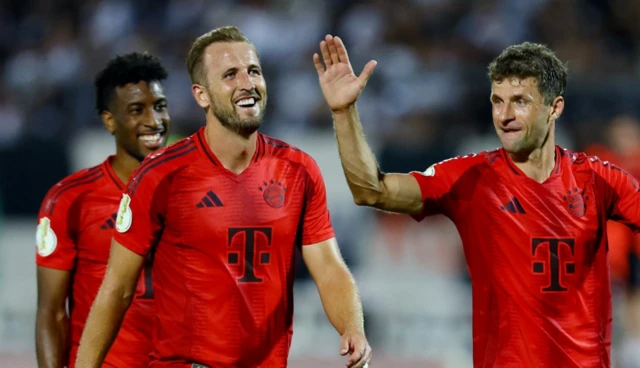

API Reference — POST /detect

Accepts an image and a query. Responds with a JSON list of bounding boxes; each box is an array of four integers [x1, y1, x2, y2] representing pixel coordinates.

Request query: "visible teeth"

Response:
[[139, 133, 161, 142], [236, 98, 255, 106]]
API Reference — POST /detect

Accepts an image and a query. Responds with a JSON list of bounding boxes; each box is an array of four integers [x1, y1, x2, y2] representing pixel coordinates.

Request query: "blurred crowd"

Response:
[[3, 0, 640, 215], [3, 0, 640, 365]]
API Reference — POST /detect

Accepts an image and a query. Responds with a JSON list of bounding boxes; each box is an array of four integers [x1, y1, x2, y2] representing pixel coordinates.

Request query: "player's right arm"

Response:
[[35, 186, 79, 368], [76, 160, 169, 368], [331, 106, 423, 214], [75, 240, 144, 368], [36, 267, 71, 368], [314, 34, 435, 215]]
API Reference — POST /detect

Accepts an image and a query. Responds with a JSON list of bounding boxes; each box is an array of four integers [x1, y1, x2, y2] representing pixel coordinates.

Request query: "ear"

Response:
[[192, 84, 210, 109], [549, 96, 564, 122], [101, 111, 116, 135]]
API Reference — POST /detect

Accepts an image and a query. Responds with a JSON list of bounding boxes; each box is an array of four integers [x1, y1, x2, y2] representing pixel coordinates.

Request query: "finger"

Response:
[[340, 336, 350, 356], [346, 343, 364, 367], [313, 53, 325, 77], [347, 350, 364, 367], [325, 34, 340, 65], [358, 60, 378, 84], [352, 345, 370, 368], [334, 36, 350, 64], [320, 40, 332, 67]]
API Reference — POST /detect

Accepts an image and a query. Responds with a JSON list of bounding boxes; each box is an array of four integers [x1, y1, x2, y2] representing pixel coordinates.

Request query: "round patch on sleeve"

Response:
[[423, 164, 436, 177], [116, 193, 133, 233], [36, 217, 57, 257]]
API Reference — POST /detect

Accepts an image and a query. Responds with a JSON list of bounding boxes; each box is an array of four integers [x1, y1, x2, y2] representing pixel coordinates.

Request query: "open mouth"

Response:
[[235, 96, 259, 109], [139, 132, 165, 148]]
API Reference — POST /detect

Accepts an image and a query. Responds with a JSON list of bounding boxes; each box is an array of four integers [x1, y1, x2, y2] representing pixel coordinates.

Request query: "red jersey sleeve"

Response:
[[409, 153, 485, 221], [35, 186, 79, 270], [301, 156, 335, 245], [591, 156, 640, 232], [112, 166, 169, 257]]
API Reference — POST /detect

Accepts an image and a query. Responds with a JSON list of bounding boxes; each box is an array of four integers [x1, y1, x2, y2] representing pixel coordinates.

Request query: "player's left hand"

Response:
[[340, 331, 372, 367]]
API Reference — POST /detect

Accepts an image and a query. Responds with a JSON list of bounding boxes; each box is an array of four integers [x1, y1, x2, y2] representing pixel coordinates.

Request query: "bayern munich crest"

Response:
[[562, 188, 590, 217], [259, 180, 288, 208]]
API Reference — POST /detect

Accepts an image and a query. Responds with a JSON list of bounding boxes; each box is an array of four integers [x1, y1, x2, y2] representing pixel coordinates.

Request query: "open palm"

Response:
[[313, 35, 377, 112]]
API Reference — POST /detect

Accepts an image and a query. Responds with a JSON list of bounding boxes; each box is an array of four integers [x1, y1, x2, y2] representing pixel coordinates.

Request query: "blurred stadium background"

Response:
[[2, 0, 640, 366]]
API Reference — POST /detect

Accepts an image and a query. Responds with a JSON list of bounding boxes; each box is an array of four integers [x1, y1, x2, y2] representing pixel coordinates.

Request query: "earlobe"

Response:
[[192, 84, 210, 109], [101, 112, 116, 135]]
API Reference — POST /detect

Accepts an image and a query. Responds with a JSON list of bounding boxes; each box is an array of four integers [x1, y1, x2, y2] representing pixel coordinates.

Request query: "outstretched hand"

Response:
[[313, 34, 377, 113]]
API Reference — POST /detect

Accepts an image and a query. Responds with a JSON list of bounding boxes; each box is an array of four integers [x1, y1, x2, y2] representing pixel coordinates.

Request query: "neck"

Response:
[[205, 117, 257, 174], [509, 131, 556, 183], [111, 148, 142, 184]]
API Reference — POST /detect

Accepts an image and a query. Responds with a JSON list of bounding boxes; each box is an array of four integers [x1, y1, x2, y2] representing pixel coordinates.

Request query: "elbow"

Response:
[[352, 187, 384, 207]]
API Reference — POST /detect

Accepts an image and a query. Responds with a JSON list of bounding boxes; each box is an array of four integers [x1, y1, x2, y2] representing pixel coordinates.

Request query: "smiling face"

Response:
[[103, 80, 170, 161], [193, 41, 267, 135], [490, 77, 563, 154]]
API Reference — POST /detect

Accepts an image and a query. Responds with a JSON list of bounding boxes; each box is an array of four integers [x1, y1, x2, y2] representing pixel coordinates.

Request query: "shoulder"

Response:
[[260, 133, 316, 167], [40, 164, 105, 215], [558, 147, 613, 173], [414, 149, 495, 178], [127, 135, 199, 194]]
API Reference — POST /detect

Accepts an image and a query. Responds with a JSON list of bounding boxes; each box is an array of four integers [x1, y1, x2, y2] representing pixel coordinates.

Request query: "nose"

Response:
[[499, 102, 515, 126], [237, 70, 255, 92], [144, 108, 163, 130]]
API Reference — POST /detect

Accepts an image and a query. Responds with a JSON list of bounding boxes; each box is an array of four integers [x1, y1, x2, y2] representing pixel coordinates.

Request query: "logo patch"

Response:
[[116, 194, 133, 233], [259, 180, 287, 208], [423, 164, 436, 177], [563, 188, 589, 217], [36, 217, 57, 257]]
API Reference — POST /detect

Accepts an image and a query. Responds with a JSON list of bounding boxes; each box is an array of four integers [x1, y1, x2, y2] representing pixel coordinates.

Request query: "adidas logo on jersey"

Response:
[[500, 197, 526, 214], [100, 213, 118, 230], [196, 190, 224, 208]]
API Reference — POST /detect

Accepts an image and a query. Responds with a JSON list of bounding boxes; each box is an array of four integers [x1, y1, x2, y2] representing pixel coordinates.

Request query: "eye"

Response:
[[515, 98, 527, 106], [249, 69, 261, 76], [224, 71, 235, 79], [130, 107, 142, 115], [155, 102, 168, 112]]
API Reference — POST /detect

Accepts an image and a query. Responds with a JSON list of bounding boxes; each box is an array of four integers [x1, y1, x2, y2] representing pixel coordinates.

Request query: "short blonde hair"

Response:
[[186, 26, 255, 85]]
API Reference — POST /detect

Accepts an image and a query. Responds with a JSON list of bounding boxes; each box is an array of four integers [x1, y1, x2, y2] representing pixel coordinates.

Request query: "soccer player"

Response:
[[75, 26, 372, 368], [35, 52, 171, 368], [314, 35, 640, 367]]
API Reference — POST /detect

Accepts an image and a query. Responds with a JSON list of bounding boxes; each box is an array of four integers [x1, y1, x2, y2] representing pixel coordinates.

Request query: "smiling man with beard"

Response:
[[75, 26, 372, 368]]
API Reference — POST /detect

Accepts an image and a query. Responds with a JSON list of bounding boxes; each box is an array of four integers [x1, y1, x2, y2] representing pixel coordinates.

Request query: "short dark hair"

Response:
[[186, 26, 255, 86], [94, 52, 168, 114], [488, 42, 568, 105]]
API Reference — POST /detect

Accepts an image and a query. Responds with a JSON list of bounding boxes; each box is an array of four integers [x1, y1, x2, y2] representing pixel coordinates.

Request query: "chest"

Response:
[[164, 163, 307, 245], [74, 189, 122, 260]]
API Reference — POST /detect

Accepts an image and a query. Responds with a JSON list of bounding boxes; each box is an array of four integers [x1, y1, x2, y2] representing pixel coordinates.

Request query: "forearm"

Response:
[[75, 290, 132, 368], [332, 105, 384, 206], [36, 310, 68, 368], [315, 265, 364, 335]]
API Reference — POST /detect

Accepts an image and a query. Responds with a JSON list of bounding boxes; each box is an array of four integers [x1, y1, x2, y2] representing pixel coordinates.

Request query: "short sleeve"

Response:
[[409, 154, 483, 221], [301, 157, 335, 246], [35, 187, 78, 270], [112, 166, 169, 256], [592, 157, 640, 232]]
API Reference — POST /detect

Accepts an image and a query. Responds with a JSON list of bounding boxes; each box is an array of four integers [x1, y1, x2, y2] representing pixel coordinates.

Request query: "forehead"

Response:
[[115, 80, 164, 103], [491, 77, 540, 97], [203, 42, 260, 72]]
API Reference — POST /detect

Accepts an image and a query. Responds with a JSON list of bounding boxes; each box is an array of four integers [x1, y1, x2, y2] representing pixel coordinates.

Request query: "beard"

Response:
[[210, 91, 266, 136]]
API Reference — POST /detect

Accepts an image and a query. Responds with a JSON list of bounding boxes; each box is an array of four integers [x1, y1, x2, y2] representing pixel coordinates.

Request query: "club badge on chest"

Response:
[[259, 179, 288, 208]]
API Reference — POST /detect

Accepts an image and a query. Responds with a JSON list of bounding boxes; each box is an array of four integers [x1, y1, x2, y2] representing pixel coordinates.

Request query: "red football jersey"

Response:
[[112, 127, 335, 367], [411, 146, 640, 368], [36, 158, 154, 368]]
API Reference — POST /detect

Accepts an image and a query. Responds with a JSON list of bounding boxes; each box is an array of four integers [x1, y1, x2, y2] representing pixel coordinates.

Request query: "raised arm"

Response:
[[313, 34, 422, 214], [75, 240, 144, 368]]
